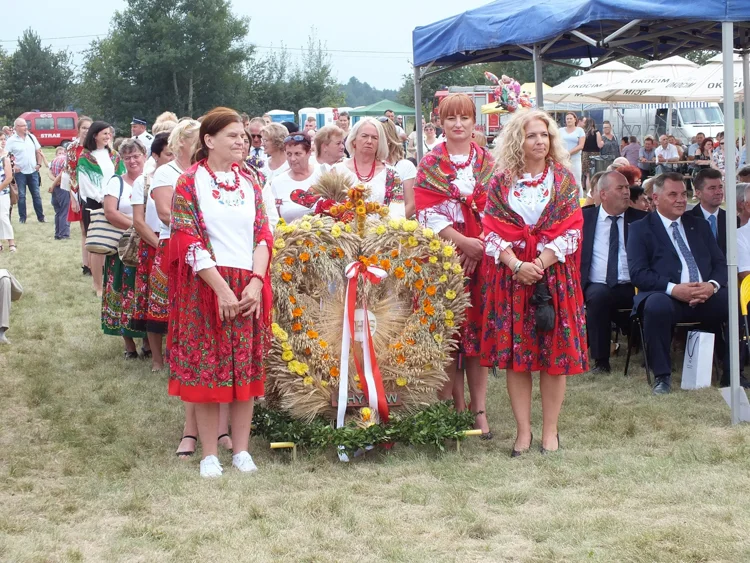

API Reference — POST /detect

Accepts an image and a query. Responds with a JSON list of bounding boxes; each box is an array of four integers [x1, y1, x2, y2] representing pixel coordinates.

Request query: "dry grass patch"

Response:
[[1, 157, 750, 561]]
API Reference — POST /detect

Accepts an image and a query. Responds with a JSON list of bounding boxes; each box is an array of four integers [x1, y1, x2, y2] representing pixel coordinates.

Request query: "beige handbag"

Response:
[[118, 174, 150, 267], [85, 177, 126, 255]]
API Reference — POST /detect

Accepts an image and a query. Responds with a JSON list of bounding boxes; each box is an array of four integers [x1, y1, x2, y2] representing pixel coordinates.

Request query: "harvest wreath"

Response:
[[255, 172, 474, 453]]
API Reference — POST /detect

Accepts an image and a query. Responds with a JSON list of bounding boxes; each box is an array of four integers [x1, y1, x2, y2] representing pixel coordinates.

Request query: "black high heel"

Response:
[[511, 433, 533, 458], [473, 411, 493, 440], [540, 433, 560, 455]]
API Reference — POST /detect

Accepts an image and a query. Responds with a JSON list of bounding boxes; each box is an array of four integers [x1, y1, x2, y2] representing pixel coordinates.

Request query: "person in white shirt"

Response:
[[269, 134, 321, 224], [314, 124, 346, 168], [580, 171, 647, 374], [383, 109, 407, 141], [380, 118, 413, 220], [654, 134, 679, 174], [6, 118, 44, 223], [131, 132, 173, 371], [0, 269, 22, 345], [131, 117, 154, 157], [0, 133, 15, 252], [246, 117, 266, 169], [101, 138, 148, 359], [688, 168, 732, 256]]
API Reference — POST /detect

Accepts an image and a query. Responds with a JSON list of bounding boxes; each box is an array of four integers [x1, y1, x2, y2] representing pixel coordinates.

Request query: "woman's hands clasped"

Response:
[[239, 278, 264, 319], [459, 237, 485, 276], [217, 286, 241, 322], [514, 261, 543, 285]]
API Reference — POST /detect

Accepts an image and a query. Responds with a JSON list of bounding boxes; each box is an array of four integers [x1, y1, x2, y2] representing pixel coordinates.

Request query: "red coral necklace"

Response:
[[354, 157, 377, 182], [448, 142, 475, 170], [519, 166, 549, 187], [203, 161, 240, 192]]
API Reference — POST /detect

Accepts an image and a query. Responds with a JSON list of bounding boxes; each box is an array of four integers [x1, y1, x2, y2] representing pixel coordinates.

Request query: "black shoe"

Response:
[[38, 218, 46, 223], [511, 433, 532, 458], [590, 360, 611, 375], [652, 376, 671, 395], [540, 434, 560, 455], [124, 351, 139, 360], [82, 266, 92, 276]]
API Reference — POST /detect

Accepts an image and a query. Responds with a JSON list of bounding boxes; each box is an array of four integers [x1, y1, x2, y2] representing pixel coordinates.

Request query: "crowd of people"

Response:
[[1, 94, 748, 477]]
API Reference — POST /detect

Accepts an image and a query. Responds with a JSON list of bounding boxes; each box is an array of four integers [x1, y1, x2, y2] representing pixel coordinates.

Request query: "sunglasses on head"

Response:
[[377, 116, 389, 123], [285, 134, 307, 143]]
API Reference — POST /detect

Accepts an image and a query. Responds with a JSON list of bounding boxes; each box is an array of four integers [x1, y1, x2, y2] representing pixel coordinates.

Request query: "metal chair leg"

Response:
[[624, 318, 634, 376], [639, 319, 652, 386]]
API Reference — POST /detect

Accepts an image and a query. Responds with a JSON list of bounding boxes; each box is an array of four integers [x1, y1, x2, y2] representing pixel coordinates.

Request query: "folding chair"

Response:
[[740, 276, 750, 357]]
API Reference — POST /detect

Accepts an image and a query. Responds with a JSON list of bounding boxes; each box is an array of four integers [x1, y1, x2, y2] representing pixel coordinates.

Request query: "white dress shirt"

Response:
[[699, 205, 719, 237], [589, 206, 629, 284], [656, 211, 715, 295], [655, 143, 679, 162]]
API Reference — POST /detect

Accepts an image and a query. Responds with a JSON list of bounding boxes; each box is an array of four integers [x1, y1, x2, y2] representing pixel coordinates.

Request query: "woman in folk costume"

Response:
[[481, 109, 587, 457], [167, 108, 273, 478], [77, 121, 124, 297], [61, 116, 93, 275], [414, 93, 496, 438]]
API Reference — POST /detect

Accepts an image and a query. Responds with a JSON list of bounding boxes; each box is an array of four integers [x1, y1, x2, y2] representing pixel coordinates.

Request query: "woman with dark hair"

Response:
[[581, 117, 604, 195], [694, 138, 714, 171], [61, 116, 92, 273], [268, 133, 320, 224], [482, 109, 587, 456], [168, 107, 273, 478], [414, 93, 496, 437], [78, 121, 124, 297], [101, 138, 148, 357], [131, 132, 174, 370]]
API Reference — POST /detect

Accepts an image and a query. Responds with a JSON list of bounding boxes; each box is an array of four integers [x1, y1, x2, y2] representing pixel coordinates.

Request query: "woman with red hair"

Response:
[[168, 107, 273, 478], [617, 165, 642, 186], [414, 93, 496, 438]]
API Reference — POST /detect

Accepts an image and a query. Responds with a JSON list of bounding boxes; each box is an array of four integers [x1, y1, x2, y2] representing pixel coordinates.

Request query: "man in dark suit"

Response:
[[581, 171, 648, 373], [688, 168, 735, 255], [627, 172, 730, 394]]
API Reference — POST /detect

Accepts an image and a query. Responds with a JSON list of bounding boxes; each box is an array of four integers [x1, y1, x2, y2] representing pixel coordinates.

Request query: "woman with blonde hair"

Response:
[[333, 117, 402, 211], [481, 109, 587, 456], [314, 124, 346, 167], [380, 117, 414, 219], [260, 123, 290, 185], [414, 93, 495, 437]]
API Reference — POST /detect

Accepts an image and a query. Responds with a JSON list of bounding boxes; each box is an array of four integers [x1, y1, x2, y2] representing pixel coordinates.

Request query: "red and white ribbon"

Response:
[[336, 261, 389, 429]]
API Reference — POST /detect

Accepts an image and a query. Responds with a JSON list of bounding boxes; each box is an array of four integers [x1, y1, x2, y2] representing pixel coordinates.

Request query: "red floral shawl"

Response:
[[168, 161, 274, 335], [413, 142, 495, 238], [482, 162, 583, 309]]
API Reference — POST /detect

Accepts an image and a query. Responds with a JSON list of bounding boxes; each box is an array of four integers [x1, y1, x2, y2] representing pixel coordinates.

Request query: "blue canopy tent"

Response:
[[412, 0, 750, 423]]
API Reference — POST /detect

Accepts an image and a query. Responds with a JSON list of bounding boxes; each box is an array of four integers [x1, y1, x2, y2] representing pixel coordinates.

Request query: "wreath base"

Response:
[[252, 402, 476, 456]]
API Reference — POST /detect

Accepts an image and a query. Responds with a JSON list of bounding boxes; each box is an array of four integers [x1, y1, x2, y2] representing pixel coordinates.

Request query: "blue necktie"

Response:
[[707, 214, 718, 239], [671, 222, 700, 283], [606, 215, 620, 288]]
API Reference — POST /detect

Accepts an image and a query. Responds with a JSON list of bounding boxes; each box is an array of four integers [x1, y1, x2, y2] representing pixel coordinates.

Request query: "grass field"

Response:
[[1, 154, 750, 562]]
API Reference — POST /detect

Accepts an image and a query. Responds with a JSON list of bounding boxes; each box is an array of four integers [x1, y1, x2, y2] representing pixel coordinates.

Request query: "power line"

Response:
[[0, 33, 104, 43]]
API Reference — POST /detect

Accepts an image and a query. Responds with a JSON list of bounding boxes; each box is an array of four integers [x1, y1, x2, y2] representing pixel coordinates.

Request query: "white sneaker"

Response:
[[199, 455, 223, 478], [0, 331, 9, 345], [232, 451, 258, 473]]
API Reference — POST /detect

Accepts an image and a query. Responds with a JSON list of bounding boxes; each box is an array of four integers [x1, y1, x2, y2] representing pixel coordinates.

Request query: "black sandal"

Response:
[[140, 347, 152, 359], [124, 351, 139, 360], [218, 433, 232, 452], [511, 433, 533, 457], [176, 435, 197, 458], [473, 411, 493, 440]]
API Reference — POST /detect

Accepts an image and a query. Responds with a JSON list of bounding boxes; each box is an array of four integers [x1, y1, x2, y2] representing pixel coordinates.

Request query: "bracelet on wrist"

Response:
[[513, 260, 523, 274], [249, 272, 264, 284]]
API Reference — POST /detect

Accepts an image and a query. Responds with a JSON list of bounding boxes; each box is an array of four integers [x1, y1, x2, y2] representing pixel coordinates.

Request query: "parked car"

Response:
[[19, 111, 79, 147]]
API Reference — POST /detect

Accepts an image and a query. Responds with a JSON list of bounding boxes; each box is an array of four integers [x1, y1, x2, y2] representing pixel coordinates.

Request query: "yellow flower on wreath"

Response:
[[402, 219, 418, 232], [344, 224, 352, 233], [303, 376, 313, 386], [331, 224, 342, 237], [429, 256, 438, 264], [274, 239, 286, 249], [361, 407, 372, 421], [438, 274, 448, 283], [445, 289, 457, 300], [443, 262, 452, 271], [300, 220, 312, 231], [272, 323, 289, 341], [281, 350, 294, 361], [445, 319, 455, 328], [396, 376, 408, 387], [429, 239, 441, 252], [452, 263, 463, 275], [422, 228, 434, 239], [408, 236, 419, 247], [281, 341, 292, 350], [433, 334, 443, 344], [375, 224, 387, 235], [445, 310, 455, 320], [442, 245, 454, 258]]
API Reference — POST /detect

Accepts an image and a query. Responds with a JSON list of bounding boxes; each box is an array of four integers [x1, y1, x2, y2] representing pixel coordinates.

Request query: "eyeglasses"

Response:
[[250, 134, 262, 139], [284, 135, 307, 143], [122, 154, 143, 161], [720, 142, 725, 145]]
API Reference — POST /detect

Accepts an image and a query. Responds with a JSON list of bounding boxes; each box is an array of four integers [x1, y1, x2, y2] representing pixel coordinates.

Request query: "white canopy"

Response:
[[648, 54, 745, 101], [544, 61, 636, 103], [587, 56, 699, 103]]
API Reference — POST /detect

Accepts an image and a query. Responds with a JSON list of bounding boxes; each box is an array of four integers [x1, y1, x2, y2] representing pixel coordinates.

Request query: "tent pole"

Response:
[[414, 65, 424, 162], [667, 101, 673, 135], [722, 22, 741, 425], [744, 52, 750, 165], [533, 44, 544, 109]]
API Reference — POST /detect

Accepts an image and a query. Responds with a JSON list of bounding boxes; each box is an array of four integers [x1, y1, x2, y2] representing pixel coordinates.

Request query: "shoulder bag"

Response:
[[118, 175, 149, 266], [86, 177, 127, 255]]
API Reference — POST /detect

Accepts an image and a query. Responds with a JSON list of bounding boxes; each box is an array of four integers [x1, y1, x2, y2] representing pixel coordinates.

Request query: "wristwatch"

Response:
[[709, 280, 719, 294]]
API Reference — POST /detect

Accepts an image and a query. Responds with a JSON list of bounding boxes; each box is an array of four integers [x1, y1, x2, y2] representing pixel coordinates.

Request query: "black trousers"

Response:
[[584, 283, 635, 362], [641, 288, 729, 379]]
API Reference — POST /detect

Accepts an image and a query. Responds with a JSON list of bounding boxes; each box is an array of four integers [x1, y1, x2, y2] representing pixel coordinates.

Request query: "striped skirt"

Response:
[[130, 237, 158, 332], [146, 238, 170, 334]]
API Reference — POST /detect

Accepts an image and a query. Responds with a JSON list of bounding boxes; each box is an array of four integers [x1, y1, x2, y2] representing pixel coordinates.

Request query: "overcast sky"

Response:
[[4, 0, 489, 90]]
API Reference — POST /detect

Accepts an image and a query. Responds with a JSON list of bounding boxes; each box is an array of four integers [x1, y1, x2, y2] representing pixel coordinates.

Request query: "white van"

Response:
[[601, 102, 724, 144]]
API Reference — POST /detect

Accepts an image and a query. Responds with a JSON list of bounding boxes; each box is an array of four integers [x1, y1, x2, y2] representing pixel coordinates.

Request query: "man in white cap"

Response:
[[131, 117, 153, 156]]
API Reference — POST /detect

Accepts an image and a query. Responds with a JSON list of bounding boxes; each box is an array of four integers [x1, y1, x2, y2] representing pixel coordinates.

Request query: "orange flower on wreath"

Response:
[[281, 272, 293, 282], [406, 337, 416, 345], [394, 267, 405, 279], [413, 264, 422, 274], [420, 316, 428, 325], [292, 322, 303, 332], [426, 285, 437, 296], [329, 366, 340, 378], [284, 257, 295, 266], [404, 259, 413, 268], [429, 322, 437, 333], [424, 302, 435, 316], [380, 258, 391, 271], [396, 353, 406, 364], [390, 249, 400, 258], [292, 307, 304, 318], [307, 330, 319, 339], [299, 252, 311, 262], [289, 295, 297, 304], [414, 279, 425, 291]]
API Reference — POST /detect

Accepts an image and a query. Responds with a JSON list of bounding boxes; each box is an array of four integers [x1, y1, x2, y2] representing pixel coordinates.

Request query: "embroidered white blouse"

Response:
[[484, 168, 580, 263], [418, 153, 477, 234], [187, 166, 266, 273]]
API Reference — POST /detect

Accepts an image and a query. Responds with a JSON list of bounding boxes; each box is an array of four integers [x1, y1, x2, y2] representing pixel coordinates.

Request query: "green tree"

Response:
[[0, 30, 73, 119], [77, 0, 252, 130], [340, 77, 398, 107]]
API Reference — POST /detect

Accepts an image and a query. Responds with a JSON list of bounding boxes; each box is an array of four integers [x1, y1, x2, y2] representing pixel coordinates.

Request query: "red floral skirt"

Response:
[[479, 255, 588, 375], [146, 238, 170, 334], [168, 266, 268, 403], [454, 222, 483, 356], [67, 193, 83, 223], [130, 237, 158, 333]]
